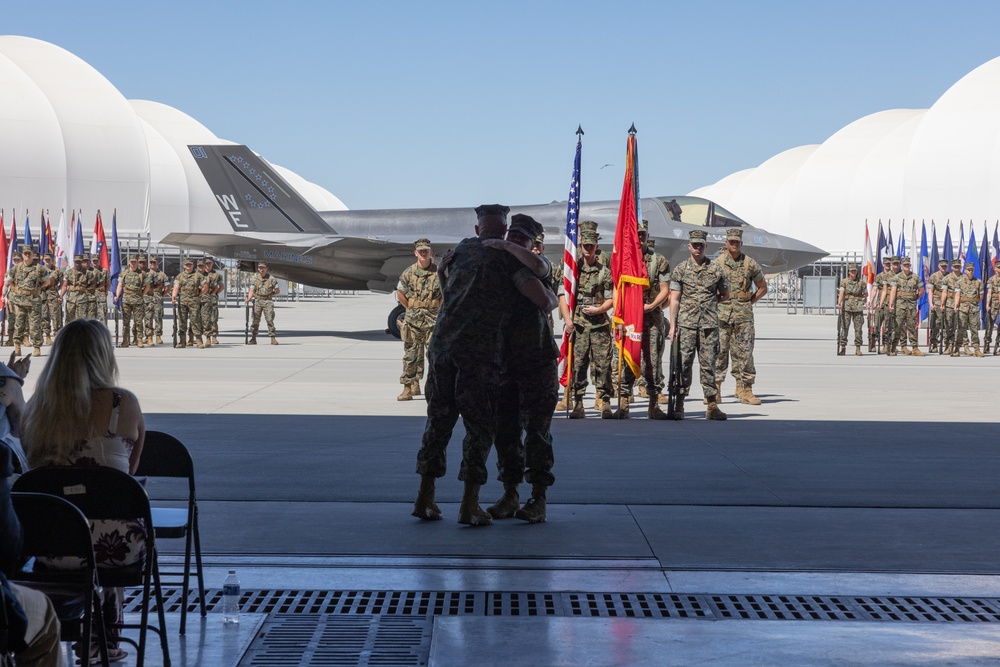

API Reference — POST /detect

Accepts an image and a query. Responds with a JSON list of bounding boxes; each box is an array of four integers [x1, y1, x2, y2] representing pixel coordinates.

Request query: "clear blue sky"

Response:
[[6, 1, 1000, 211]]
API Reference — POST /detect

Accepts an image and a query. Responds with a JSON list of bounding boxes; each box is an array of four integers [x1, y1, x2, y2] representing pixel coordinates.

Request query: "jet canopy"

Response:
[[655, 196, 747, 229]]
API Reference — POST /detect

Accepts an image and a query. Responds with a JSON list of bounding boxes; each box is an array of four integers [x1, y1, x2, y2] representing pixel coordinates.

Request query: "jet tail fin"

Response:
[[188, 145, 335, 234]]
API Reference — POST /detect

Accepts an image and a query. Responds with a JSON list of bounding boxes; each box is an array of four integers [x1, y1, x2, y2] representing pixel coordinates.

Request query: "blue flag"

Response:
[[966, 227, 979, 280], [887, 222, 894, 258], [22, 213, 32, 252], [896, 226, 905, 257], [876, 222, 887, 272], [110, 212, 122, 310], [992, 222, 999, 267], [918, 224, 929, 323], [943, 224, 954, 267], [73, 211, 85, 257], [929, 222, 939, 274], [980, 224, 992, 328], [7, 217, 17, 268]]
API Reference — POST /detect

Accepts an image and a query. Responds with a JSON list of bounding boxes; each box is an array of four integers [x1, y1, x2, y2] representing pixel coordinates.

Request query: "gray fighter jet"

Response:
[[165, 143, 826, 297]]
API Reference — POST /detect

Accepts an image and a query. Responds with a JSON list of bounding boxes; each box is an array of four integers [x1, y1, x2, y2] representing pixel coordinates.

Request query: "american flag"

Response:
[[557, 134, 582, 386]]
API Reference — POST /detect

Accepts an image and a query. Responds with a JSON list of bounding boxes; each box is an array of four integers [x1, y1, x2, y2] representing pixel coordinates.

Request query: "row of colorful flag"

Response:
[[0, 209, 126, 311], [861, 219, 1000, 328]]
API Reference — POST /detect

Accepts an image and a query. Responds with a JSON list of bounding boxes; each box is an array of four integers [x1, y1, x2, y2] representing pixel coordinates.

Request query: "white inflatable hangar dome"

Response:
[[0, 35, 346, 242], [693, 55, 1000, 254]]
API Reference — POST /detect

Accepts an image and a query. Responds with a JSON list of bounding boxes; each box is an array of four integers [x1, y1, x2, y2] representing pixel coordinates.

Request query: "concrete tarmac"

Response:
[[43, 294, 1000, 665]]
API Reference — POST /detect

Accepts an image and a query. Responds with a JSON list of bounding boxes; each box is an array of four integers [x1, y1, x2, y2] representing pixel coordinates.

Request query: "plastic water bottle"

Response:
[[222, 570, 240, 624]]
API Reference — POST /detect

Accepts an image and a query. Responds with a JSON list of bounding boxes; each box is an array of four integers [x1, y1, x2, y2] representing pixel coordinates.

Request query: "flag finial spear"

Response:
[[628, 123, 637, 135], [576, 125, 584, 136]]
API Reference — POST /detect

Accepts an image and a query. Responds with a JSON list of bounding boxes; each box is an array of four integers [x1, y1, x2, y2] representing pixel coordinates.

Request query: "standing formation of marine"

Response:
[[843, 255, 997, 357]]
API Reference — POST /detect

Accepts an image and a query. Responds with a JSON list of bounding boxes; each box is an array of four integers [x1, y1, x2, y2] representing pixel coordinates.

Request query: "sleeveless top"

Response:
[[40, 391, 146, 570]]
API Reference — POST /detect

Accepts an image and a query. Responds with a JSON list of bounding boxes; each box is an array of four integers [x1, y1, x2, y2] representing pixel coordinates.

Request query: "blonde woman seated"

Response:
[[22, 319, 146, 664]]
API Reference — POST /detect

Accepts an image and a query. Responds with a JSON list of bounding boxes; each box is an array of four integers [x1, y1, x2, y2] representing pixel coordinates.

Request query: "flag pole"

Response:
[[564, 125, 583, 415]]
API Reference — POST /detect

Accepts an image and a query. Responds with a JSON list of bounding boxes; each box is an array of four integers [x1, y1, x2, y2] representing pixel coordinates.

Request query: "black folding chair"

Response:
[[14, 467, 171, 667], [134, 431, 206, 635], [10, 492, 110, 667]]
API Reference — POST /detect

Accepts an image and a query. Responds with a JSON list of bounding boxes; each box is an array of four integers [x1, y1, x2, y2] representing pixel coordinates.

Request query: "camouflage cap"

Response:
[[182, 257, 194, 265], [20, 245, 36, 256], [137, 254, 147, 262], [689, 229, 708, 243], [579, 220, 599, 244], [257, 261, 268, 268], [726, 228, 744, 240], [638, 219, 649, 234], [414, 238, 432, 250], [148, 256, 158, 263], [900, 256, 911, 265], [73, 254, 84, 262], [952, 259, 962, 268], [196, 259, 205, 267], [11, 256, 21, 263], [508, 214, 543, 241], [91, 253, 100, 261], [474, 204, 510, 220], [938, 258, 949, 265], [533, 232, 545, 245], [965, 261, 976, 271], [889, 256, 901, 263], [42, 253, 53, 260], [127, 254, 137, 262], [848, 263, 859, 272]]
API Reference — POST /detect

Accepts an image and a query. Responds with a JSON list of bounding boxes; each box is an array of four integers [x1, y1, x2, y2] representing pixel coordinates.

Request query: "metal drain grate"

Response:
[[240, 615, 429, 667], [124, 588, 1000, 623]]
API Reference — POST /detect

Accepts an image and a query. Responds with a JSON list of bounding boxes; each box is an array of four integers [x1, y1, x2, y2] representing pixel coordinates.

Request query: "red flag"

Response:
[[611, 131, 648, 379], [92, 210, 109, 270]]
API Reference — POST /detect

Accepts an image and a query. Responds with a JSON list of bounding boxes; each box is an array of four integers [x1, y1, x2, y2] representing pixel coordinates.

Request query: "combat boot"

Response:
[[638, 386, 648, 398], [514, 484, 547, 523], [248, 334, 257, 345], [837, 345, 845, 356], [974, 346, 985, 357], [270, 336, 279, 345], [555, 397, 568, 412], [411, 475, 442, 521], [397, 385, 413, 401], [647, 396, 669, 420], [705, 397, 727, 421], [901, 345, 911, 355], [136, 338, 144, 348], [120, 340, 129, 349], [44, 335, 51, 346], [995, 346, 1000, 356], [911, 347, 925, 357], [457, 482, 492, 526], [600, 399, 613, 420], [194, 336, 204, 349], [156, 335, 163, 345], [950, 348, 960, 357], [204, 337, 211, 348], [594, 397, 603, 411], [410, 382, 421, 397], [735, 381, 745, 401], [964, 344, 972, 356], [855, 345, 862, 356], [569, 400, 585, 419], [740, 384, 762, 406], [887, 345, 897, 356], [658, 394, 667, 404], [613, 396, 630, 419], [32, 347, 40, 357], [704, 381, 723, 405], [212, 335, 219, 345], [13, 343, 20, 357], [487, 483, 520, 520], [176, 334, 187, 349], [146, 336, 153, 346], [671, 400, 685, 421]]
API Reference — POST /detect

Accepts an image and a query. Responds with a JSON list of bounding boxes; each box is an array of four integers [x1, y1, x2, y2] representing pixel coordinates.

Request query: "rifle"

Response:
[[114, 303, 119, 347], [836, 303, 845, 354], [245, 298, 252, 344], [172, 299, 178, 349], [928, 307, 937, 351], [884, 307, 895, 352], [666, 333, 681, 419]]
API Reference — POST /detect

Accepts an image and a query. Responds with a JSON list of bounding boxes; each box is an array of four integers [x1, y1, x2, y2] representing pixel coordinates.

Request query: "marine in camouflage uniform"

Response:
[[926, 259, 949, 353], [200, 258, 224, 347], [667, 229, 728, 421], [396, 239, 442, 401], [868, 261, 890, 351], [6, 246, 52, 357], [171, 257, 204, 348], [246, 262, 279, 344], [115, 255, 148, 348], [89, 254, 109, 323], [41, 253, 63, 344], [616, 219, 670, 419], [714, 228, 767, 405], [837, 265, 866, 355], [413, 204, 550, 527], [144, 257, 168, 344], [941, 260, 964, 354], [488, 214, 558, 524], [984, 269, 1000, 355], [62, 255, 88, 323], [875, 257, 899, 354], [563, 221, 613, 419], [888, 256, 925, 356], [952, 261, 984, 357]]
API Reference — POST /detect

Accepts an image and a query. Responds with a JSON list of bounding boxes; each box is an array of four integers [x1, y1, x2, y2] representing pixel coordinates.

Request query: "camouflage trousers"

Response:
[[892, 302, 919, 346], [145, 297, 164, 336], [984, 308, 998, 349], [416, 351, 500, 485], [620, 316, 665, 396], [177, 300, 202, 340], [716, 317, 756, 385], [956, 306, 980, 348], [43, 293, 62, 335], [251, 299, 276, 337], [941, 308, 957, 349], [494, 357, 558, 488], [571, 325, 612, 401], [66, 292, 87, 322], [89, 295, 106, 323], [12, 299, 44, 347], [122, 300, 146, 344], [200, 298, 219, 337], [678, 325, 720, 400], [838, 312, 864, 346], [399, 320, 433, 386], [929, 308, 943, 347]]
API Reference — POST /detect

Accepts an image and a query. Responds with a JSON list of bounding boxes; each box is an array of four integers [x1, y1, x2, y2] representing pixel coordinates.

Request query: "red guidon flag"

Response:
[[611, 129, 648, 379]]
